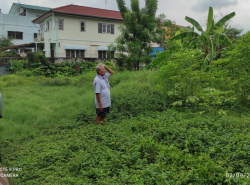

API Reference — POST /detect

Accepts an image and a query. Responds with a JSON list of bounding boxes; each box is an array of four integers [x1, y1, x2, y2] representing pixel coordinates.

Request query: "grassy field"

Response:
[[1, 71, 250, 184]]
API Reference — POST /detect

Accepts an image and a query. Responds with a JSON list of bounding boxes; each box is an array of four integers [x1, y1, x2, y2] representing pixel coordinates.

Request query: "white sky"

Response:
[[0, 0, 249, 34]]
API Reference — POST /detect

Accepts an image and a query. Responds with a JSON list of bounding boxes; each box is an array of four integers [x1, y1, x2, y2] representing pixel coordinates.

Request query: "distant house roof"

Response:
[[14, 3, 51, 11], [32, 4, 123, 23], [9, 3, 51, 14]]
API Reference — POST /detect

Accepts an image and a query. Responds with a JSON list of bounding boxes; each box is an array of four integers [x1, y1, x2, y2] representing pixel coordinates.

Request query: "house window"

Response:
[[19, 8, 26, 16], [8, 31, 23, 39], [103, 24, 111, 33], [98, 23, 114, 34], [58, 19, 64, 30], [80, 21, 85, 32], [66, 50, 85, 58], [34, 33, 37, 40], [98, 51, 107, 58], [46, 20, 52, 31]]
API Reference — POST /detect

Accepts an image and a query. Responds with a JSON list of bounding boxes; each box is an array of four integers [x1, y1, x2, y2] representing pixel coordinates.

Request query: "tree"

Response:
[[170, 7, 235, 67], [0, 36, 12, 48], [223, 27, 243, 42], [114, 0, 158, 70]]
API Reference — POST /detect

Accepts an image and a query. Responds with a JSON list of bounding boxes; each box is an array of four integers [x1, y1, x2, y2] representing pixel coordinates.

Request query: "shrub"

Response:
[[76, 71, 170, 123], [10, 60, 29, 73]]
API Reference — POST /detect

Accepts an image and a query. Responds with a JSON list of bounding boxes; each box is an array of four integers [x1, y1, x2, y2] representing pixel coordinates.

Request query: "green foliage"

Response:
[[114, 0, 158, 70], [1, 70, 250, 184], [3, 109, 250, 184], [170, 7, 235, 67], [0, 49, 18, 57], [76, 70, 167, 122], [211, 31, 250, 100], [8, 53, 99, 78], [0, 36, 12, 48], [9, 60, 29, 73], [223, 27, 243, 43]]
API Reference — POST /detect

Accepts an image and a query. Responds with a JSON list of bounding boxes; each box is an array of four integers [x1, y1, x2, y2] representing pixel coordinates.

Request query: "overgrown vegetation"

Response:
[[0, 3, 250, 184], [6, 52, 114, 77], [1, 70, 250, 184]]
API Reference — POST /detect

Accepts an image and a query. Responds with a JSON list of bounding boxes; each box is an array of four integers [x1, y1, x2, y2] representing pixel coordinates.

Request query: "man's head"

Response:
[[96, 63, 105, 77]]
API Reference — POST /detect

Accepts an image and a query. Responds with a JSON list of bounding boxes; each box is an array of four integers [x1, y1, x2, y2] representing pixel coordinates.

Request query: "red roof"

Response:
[[52, 4, 123, 20]]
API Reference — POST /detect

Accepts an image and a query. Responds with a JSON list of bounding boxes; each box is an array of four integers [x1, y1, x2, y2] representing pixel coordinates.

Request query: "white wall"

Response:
[[41, 15, 123, 58], [0, 13, 40, 45], [27, 9, 47, 18]]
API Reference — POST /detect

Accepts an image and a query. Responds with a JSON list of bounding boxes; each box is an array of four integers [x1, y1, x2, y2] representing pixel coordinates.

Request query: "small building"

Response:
[[32, 4, 124, 62], [0, 3, 51, 48]]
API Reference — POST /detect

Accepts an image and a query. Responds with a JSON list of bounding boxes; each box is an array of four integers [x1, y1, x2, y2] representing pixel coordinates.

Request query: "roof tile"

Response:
[[52, 4, 123, 20]]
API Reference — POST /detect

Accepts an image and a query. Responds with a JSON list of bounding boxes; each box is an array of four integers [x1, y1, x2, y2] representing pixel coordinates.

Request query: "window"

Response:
[[8, 31, 23, 39], [98, 23, 114, 34], [19, 8, 26, 16], [98, 51, 107, 58], [58, 19, 64, 30], [102, 24, 111, 33], [80, 21, 85, 32], [34, 33, 37, 40], [66, 50, 85, 58], [46, 20, 52, 31]]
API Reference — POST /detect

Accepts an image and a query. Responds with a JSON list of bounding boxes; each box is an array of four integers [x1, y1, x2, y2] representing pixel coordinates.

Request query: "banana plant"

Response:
[[150, 29, 194, 67], [170, 7, 235, 67]]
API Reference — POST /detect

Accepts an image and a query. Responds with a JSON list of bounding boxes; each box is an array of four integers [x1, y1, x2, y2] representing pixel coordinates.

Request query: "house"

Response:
[[32, 4, 124, 62], [0, 3, 51, 50]]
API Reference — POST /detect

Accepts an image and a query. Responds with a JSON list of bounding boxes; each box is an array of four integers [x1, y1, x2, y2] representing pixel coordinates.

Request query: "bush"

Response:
[[76, 70, 170, 123], [10, 59, 29, 73]]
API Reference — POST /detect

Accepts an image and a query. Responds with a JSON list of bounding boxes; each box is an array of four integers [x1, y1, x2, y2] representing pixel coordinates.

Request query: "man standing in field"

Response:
[[93, 63, 114, 125]]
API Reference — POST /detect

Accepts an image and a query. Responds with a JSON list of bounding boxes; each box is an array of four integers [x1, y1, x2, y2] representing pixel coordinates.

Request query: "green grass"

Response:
[[0, 84, 95, 143], [1, 70, 250, 184]]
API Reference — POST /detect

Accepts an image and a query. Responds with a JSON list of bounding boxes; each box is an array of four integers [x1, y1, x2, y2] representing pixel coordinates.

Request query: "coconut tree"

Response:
[[169, 7, 235, 66]]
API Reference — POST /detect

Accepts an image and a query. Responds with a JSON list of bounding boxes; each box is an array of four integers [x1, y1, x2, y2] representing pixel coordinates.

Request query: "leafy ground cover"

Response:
[[0, 70, 250, 184]]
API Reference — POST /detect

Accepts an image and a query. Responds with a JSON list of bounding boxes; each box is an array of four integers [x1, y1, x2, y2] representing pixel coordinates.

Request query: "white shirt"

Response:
[[93, 73, 111, 108]]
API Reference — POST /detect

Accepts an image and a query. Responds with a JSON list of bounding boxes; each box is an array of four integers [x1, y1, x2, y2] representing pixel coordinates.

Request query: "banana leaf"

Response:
[[165, 39, 174, 47], [214, 33, 234, 48], [175, 31, 181, 46], [212, 12, 236, 32], [151, 50, 175, 66], [187, 38, 199, 49], [170, 32, 200, 41], [216, 26, 223, 34], [205, 7, 213, 34], [185, 16, 204, 32]]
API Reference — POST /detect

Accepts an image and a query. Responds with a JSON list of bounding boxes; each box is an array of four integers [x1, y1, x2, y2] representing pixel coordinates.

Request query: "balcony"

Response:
[[35, 33, 44, 42]]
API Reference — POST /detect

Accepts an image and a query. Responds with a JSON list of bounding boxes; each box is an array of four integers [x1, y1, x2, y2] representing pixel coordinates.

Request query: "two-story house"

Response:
[[32, 4, 123, 62], [0, 3, 51, 46]]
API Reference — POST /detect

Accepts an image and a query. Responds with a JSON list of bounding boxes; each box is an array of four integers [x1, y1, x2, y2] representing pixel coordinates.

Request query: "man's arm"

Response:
[[96, 93, 103, 111], [104, 66, 114, 76]]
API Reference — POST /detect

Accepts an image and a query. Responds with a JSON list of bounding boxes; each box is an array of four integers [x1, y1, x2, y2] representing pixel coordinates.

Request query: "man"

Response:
[[93, 63, 114, 125]]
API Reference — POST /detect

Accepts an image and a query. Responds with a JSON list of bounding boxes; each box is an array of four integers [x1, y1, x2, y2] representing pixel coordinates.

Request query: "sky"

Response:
[[0, 0, 249, 34]]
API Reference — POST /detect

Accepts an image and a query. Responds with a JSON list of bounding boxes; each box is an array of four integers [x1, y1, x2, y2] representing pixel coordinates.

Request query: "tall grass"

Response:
[[0, 70, 159, 144], [0, 85, 95, 143]]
